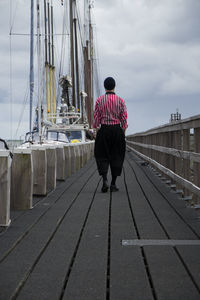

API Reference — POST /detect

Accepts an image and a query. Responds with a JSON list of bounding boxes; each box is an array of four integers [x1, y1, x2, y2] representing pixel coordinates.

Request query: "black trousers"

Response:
[[94, 124, 126, 177]]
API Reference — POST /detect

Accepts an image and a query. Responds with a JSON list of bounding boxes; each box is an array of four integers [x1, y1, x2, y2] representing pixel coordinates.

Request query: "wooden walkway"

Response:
[[0, 150, 200, 300]]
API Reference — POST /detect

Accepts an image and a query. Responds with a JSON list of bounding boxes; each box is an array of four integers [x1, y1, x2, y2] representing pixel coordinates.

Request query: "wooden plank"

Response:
[[62, 178, 109, 300], [127, 152, 198, 240], [11, 150, 33, 210], [139, 159, 200, 238], [14, 171, 100, 300], [176, 245, 200, 290], [1, 152, 200, 299], [32, 148, 47, 195], [123, 159, 167, 239], [46, 148, 57, 193], [0, 160, 96, 300], [144, 246, 200, 300], [0, 159, 95, 262], [110, 168, 154, 300], [56, 146, 65, 180]]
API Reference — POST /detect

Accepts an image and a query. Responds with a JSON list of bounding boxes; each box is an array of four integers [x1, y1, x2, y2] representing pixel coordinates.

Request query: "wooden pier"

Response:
[[0, 150, 200, 300]]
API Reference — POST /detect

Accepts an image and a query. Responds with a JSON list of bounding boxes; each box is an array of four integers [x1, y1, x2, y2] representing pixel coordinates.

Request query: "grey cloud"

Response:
[[0, 0, 200, 138], [94, 0, 200, 134]]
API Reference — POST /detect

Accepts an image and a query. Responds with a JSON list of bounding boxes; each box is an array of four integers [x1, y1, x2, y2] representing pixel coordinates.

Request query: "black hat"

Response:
[[104, 77, 116, 90]]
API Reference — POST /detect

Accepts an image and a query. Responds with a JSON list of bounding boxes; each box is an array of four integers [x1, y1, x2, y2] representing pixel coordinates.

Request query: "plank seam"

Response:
[[128, 151, 200, 239], [106, 189, 112, 300], [123, 163, 158, 300], [125, 157, 170, 239], [0, 161, 96, 263], [141, 247, 158, 300], [59, 177, 101, 300], [10, 168, 98, 300], [174, 247, 200, 296], [123, 166, 140, 239]]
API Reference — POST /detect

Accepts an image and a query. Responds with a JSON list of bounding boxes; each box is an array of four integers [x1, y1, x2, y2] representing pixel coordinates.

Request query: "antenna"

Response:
[[170, 109, 181, 123]]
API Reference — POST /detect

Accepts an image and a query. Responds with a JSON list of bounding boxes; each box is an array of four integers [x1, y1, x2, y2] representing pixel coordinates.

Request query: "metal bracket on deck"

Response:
[[122, 239, 200, 246]]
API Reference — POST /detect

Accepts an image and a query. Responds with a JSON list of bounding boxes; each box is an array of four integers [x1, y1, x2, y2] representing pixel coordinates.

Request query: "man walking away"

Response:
[[93, 77, 128, 192]]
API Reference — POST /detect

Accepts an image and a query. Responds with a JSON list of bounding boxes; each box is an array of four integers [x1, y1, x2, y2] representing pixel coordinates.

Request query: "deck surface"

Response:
[[0, 150, 200, 300]]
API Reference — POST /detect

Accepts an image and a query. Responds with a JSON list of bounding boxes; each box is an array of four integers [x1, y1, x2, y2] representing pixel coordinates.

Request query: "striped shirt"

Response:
[[93, 92, 128, 130]]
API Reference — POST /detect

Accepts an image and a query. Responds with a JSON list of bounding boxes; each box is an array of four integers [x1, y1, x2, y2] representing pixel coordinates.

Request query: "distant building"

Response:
[[170, 110, 181, 122]]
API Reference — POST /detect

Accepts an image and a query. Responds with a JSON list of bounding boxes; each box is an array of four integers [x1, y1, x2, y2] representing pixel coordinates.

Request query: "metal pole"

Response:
[[47, 0, 53, 120], [70, 0, 75, 107], [29, 0, 34, 132], [44, 0, 50, 116], [74, 16, 80, 110], [89, 4, 93, 128], [37, 0, 42, 142], [51, 1, 56, 120]]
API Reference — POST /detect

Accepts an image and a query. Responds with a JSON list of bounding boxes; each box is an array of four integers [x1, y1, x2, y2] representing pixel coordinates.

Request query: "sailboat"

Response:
[[24, 0, 98, 146]]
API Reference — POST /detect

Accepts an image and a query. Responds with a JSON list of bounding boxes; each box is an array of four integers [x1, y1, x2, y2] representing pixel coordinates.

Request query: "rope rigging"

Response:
[[8, 0, 101, 140]]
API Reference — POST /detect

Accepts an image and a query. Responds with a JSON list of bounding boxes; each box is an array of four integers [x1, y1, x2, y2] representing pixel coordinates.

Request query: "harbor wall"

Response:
[[0, 142, 94, 227]]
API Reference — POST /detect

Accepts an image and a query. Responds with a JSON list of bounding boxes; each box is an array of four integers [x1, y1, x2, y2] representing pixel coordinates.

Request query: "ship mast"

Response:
[[74, 5, 80, 111], [69, 0, 75, 107], [51, 1, 56, 121], [29, 0, 34, 132], [37, 0, 42, 142], [84, 0, 94, 128]]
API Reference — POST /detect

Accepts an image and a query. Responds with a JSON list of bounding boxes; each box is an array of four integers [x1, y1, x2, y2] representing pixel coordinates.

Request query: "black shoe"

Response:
[[110, 184, 119, 192], [101, 181, 109, 193]]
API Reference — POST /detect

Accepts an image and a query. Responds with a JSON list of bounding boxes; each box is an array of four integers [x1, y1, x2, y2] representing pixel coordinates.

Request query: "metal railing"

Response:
[[126, 114, 200, 203], [46, 112, 82, 125]]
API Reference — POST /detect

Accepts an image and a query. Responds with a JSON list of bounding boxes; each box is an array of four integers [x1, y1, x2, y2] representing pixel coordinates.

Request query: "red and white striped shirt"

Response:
[[93, 92, 128, 130]]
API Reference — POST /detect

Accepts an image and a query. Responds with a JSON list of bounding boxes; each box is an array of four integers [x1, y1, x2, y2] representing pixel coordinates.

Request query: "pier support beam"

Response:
[[11, 148, 33, 210], [56, 145, 65, 181], [75, 145, 81, 172], [46, 146, 56, 193], [79, 144, 84, 168], [32, 147, 47, 195], [64, 145, 72, 178], [69, 145, 76, 175], [0, 151, 11, 226]]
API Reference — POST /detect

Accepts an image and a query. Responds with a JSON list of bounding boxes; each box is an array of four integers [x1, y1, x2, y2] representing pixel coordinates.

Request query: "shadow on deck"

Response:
[[0, 151, 200, 300]]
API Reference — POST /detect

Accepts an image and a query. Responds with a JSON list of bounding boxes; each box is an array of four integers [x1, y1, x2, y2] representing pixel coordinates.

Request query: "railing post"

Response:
[[155, 133, 160, 165], [194, 128, 200, 201], [183, 129, 191, 196], [174, 130, 182, 191], [152, 134, 156, 161], [164, 132, 169, 169], [169, 131, 175, 173], [174, 130, 182, 173]]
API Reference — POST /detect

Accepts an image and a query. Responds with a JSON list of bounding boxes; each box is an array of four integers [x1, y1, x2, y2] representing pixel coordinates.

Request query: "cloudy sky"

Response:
[[0, 0, 200, 140]]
